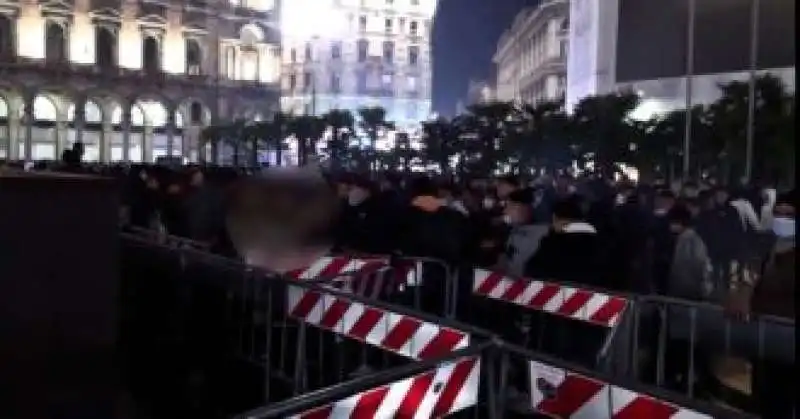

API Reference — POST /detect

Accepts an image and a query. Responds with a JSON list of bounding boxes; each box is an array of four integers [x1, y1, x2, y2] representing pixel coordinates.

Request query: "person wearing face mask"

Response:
[[496, 188, 549, 277], [337, 176, 396, 254], [725, 190, 795, 419]]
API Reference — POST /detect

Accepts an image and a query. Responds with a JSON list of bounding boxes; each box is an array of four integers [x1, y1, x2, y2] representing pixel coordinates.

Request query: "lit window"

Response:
[[409, 21, 418, 36]]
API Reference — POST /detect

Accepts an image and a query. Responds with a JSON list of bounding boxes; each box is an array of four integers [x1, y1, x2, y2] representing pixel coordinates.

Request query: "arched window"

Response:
[[45, 21, 67, 63], [186, 38, 202, 75], [142, 36, 160, 73], [95, 26, 116, 69], [240, 24, 263, 46], [189, 102, 203, 124], [33, 95, 57, 121], [0, 15, 13, 58]]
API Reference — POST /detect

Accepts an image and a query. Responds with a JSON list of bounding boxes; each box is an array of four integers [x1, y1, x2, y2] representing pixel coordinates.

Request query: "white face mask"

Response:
[[483, 198, 495, 210], [654, 208, 668, 216], [347, 191, 367, 206], [502, 214, 513, 225], [772, 217, 795, 238]]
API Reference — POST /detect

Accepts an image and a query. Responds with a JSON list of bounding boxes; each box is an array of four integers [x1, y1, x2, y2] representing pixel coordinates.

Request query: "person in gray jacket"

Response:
[[497, 188, 550, 277], [667, 204, 713, 301]]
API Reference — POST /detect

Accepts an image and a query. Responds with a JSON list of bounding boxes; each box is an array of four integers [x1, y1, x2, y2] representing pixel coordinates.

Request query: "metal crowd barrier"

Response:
[[626, 294, 795, 414], [469, 268, 634, 373], [120, 235, 493, 418], [119, 235, 785, 418]]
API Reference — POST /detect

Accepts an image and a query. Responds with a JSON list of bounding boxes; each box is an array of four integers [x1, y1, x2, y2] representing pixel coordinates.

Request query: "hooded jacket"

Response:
[[524, 222, 602, 287]]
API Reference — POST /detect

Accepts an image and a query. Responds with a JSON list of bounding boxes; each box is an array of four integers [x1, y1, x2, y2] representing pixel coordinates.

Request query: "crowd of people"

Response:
[[2, 153, 794, 417], [107, 163, 795, 319]]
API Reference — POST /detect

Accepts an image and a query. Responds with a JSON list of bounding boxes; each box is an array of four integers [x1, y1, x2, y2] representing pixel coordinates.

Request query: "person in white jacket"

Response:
[[729, 190, 762, 232], [759, 188, 777, 231]]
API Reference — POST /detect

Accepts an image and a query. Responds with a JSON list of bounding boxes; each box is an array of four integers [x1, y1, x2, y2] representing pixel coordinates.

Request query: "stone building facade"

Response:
[[279, 0, 438, 133], [0, 0, 281, 163], [494, 0, 568, 106]]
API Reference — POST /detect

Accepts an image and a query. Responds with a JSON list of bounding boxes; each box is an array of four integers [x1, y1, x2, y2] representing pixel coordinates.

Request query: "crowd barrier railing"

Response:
[[120, 235, 494, 418], [119, 235, 783, 418], [624, 294, 795, 410], [233, 343, 493, 419], [469, 268, 635, 374]]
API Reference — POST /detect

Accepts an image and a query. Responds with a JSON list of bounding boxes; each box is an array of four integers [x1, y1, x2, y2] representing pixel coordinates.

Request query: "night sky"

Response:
[[431, 0, 539, 116]]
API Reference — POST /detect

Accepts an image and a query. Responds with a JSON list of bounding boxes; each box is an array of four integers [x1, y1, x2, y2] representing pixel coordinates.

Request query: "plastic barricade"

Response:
[[500, 344, 756, 419], [274, 282, 490, 418], [319, 254, 458, 318], [470, 268, 634, 372]]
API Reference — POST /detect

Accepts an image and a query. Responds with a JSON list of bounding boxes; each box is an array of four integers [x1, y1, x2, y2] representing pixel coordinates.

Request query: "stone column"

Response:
[[55, 119, 67, 159], [22, 100, 33, 161], [101, 117, 111, 162], [121, 107, 131, 162], [165, 109, 176, 157], [144, 126, 153, 162]]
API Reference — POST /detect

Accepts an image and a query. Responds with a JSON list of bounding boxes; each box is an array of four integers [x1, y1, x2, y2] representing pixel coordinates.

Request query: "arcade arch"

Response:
[[66, 99, 103, 161], [30, 94, 60, 160]]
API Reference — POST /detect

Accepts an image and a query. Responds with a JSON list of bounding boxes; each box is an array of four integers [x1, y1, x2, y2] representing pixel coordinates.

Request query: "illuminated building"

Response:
[[493, 0, 569, 106], [566, 0, 794, 119], [0, 0, 281, 162], [279, 0, 438, 133]]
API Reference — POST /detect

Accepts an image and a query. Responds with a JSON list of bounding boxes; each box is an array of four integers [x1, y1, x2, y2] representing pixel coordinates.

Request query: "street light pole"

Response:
[[744, 0, 760, 183], [682, 0, 696, 181]]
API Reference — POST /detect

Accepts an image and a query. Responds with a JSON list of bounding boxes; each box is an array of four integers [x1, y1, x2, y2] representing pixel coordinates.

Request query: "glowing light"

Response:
[[281, 0, 346, 40], [118, 23, 143, 69], [70, 15, 95, 64], [163, 30, 186, 74], [16, 11, 45, 59], [629, 98, 666, 122]]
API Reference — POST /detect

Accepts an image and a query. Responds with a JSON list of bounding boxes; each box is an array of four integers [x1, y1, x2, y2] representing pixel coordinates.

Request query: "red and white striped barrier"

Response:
[[287, 286, 470, 360], [288, 256, 390, 280], [473, 269, 628, 328], [290, 356, 481, 419], [529, 360, 711, 419], [288, 256, 419, 290], [284, 257, 480, 417]]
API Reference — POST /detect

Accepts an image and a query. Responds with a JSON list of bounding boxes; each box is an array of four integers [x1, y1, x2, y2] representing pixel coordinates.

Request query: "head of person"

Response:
[[713, 187, 730, 206], [504, 188, 534, 226], [347, 177, 375, 206], [771, 190, 796, 241], [73, 141, 85, 157], [333, 172, 354, 199], [408, 176, 438, 199], [654, 189, 677, 216], [667, 204, 694, 234], [495, 174, 520, 200], [551, 195, 586, 232], [188, 167, 204, 187], [226, 166, 340, 272]]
